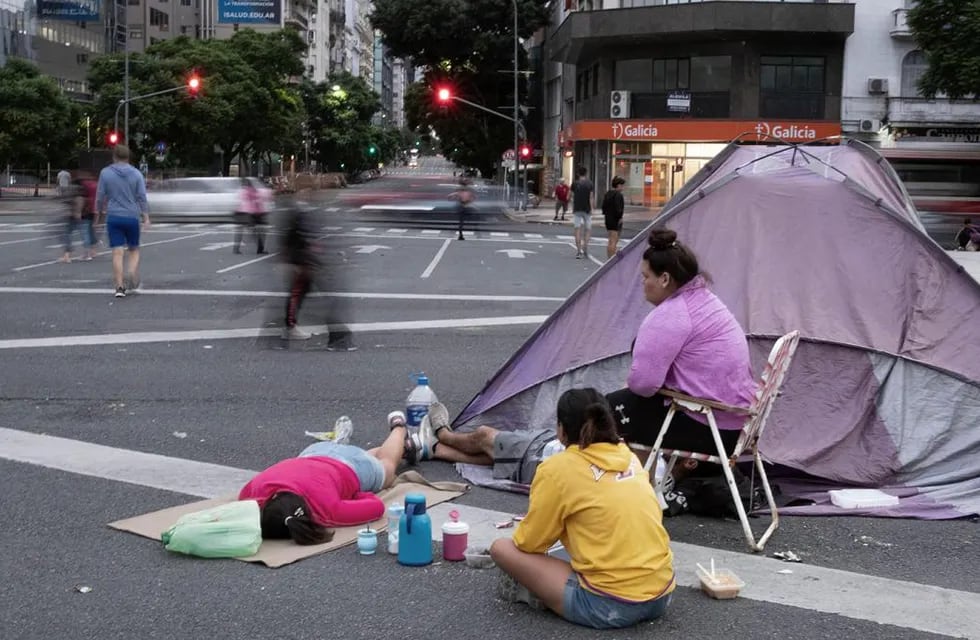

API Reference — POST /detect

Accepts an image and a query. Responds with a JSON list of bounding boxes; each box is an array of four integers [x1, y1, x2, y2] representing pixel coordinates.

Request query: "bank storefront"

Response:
[[563, 119, 842, 209]]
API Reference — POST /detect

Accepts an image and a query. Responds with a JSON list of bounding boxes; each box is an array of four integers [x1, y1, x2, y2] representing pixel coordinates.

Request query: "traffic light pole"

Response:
[[513, 0, 519, 210], [113, 84, 193, 142]]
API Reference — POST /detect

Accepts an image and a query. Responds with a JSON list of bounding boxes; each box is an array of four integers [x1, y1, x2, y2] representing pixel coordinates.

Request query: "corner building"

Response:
[[545, 0, 854, 208]]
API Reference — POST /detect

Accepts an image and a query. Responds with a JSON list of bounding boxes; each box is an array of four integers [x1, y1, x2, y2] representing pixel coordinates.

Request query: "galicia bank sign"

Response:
[[754, 122, 818, 140], [611, 122, 659, 139]]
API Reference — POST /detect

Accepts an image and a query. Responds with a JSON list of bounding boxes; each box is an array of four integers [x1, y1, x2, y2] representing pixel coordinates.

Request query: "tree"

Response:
[[371, 0, 549, 176], [0, 59, 82, 171], [908, 0, 980, 98], [87, 29, 308, 174], [304, 72, 385, 175]]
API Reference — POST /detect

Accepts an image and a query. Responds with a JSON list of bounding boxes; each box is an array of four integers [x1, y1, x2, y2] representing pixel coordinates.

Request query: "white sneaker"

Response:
[[427, 401, 451, 435], [418, 414, 435, 461], [387, 410, 407, 430], [282, 326, 311, 340]]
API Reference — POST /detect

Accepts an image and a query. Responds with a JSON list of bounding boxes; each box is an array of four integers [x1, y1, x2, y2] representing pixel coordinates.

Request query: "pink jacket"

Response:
[[238, 185, 266, 214], [628, 275, 756, 430], [239, 456, 385, 527]]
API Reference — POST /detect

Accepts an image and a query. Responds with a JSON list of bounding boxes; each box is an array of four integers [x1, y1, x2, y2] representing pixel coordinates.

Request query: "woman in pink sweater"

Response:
[[239, 411, 419, 544], [607, 229, 756, 472]]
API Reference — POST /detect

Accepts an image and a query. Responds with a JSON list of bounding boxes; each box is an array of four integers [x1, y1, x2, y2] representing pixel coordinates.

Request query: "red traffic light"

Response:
[[519, 145, 531, 158], [436, 87, 452, 103], [108, 131, 119, 145], [187, 74, 201, 96]]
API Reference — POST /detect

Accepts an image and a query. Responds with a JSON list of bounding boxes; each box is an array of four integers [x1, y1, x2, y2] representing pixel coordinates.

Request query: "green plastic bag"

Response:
[[161, 500, 262, 559]]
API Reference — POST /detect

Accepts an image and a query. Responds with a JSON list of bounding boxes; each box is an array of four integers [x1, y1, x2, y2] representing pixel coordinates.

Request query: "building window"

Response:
[[901, 50, 927, 97], [614, 59, 653, 93], [690, 56, 731, 92], [181, 0, 191, 5], [760, 56, 825, 119], [591, 63, 599, 96], [653, 58, 690, 92], [128, 0, 139, 5], [150, 8, 169, 31]]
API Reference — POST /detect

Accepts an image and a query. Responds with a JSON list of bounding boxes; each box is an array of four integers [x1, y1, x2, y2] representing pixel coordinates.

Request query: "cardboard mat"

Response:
[[108, 470, 468, 568]]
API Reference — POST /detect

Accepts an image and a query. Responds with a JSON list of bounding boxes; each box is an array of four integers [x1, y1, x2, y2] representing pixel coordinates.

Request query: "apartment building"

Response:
[[541, 0, 855, 207]]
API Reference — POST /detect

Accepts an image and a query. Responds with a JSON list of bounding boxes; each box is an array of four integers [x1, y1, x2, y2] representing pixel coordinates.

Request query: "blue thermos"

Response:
[[397, 493, 433, 566]]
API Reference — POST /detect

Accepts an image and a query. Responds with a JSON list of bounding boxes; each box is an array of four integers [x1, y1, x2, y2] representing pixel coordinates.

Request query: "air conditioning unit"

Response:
[[867, 77, 889, 95], [860, 118, 882, 133], [610, 90, 630, 119]]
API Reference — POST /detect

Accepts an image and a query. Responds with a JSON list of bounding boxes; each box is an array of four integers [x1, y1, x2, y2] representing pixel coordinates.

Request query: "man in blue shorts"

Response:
[[96, 144, 149, 297]]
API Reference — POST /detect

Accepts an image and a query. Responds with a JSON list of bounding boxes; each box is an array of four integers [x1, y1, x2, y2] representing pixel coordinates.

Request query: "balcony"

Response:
[[284, 10, 309, 30], [890, 8, 912, 39], [888, 97, 980, 127], [550, 1, 855, 64]]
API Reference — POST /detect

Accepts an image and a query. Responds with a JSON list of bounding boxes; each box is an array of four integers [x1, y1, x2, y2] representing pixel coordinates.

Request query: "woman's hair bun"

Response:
[[648, 229, 678, 251]]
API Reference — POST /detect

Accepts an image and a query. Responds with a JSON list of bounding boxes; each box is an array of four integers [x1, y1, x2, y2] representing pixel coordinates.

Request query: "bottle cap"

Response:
[[417, 374, 429, 385], [442, 520, 469, 535]]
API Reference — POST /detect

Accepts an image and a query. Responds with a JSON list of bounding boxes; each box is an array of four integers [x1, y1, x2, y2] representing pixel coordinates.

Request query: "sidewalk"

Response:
[[505, 196, 659, 232]]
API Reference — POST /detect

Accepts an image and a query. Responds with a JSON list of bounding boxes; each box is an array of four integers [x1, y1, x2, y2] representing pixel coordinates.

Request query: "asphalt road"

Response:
[[0, 156, 977, 640]]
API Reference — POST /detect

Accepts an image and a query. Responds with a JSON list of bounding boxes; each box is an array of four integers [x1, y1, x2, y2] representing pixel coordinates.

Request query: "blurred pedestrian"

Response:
[[601, 176, 626, 259], [954, 218, 980, 251], [56, 168, 71, 197], [553, 180, 569, 221], [59, 171, 98, 263], [450, 177, 475, 241], [96, 144, 150, 297], [570, 166, 594, 259], [233, 177, 269, 255], [279, 193, 356, 349]]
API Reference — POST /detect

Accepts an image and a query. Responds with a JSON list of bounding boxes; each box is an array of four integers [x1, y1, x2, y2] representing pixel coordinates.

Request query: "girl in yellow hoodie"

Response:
[[489, 388, 674, 629]]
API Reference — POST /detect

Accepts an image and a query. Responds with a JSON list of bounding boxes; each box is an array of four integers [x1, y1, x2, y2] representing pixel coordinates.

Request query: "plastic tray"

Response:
[[696, 567, 745, 600]]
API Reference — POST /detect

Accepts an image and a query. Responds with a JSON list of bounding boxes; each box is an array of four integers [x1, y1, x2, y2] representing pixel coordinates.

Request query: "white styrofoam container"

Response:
[[829, 489, 899, 509]]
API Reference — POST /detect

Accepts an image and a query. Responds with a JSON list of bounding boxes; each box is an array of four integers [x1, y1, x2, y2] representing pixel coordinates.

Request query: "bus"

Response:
[[882, 146, 980, 216]]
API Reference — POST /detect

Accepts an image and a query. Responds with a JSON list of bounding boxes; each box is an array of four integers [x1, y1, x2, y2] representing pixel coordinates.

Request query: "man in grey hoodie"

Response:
[[96, 144, 149, 297]]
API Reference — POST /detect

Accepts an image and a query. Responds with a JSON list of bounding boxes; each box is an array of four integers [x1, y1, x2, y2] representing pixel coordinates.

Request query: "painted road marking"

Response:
[[523, 233, 543, 239], [496, 249, 536, 259], [0, 286, 564, 302], [0, 235, 61, 247], [184, 223, 206, 229], [421, 229, 442, 235], [489, 232, 509, 238], [322, 225, 343, 231], [353, 227, 376, 232], [386, 228, 408, 233], [0, 315, 550, 349], [214, 252, 280, 274], [421, 238, 452, 279], [200, 242, 237, 251], [11, 232, 212, 272], [360, 204, 435, 211], [350, 244, 391, 254], [0, 427, 977, 639]]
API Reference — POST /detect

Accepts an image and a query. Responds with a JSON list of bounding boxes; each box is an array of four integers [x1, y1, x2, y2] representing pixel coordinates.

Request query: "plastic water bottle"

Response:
[[386, 503, 404, 555], [541, 439, 565, 460], [405, 374, 438, 435], [333, 416, 353, 445]]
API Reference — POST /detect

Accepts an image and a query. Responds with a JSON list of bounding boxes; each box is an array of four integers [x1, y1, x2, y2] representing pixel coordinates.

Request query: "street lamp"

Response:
[[513, 0, 519, 209]]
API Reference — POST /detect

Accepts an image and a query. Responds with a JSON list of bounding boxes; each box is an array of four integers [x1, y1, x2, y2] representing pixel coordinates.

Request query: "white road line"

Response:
[[322, 226, 342, 231], [386, 228, 408, 233], [489, 232, 509, 237], [19, 222, 46, 227], [360, 204, 435, 211], [153, 223, 174, 228], [420, 238, 452, 279], [0, 286, 564, 302], [2, 428, 977, 639], [353, 227, 376, 232], [421, 229, 442, 235], [0, 315, 550, 349], [523, 233, 544, 239], [11, 232, 212, 272], [215, 252, 280, 274], [184, 223, 206, 228], [0, 234, 61, 247], [557, 234, 574, 240], [587, 252, 604, 266]]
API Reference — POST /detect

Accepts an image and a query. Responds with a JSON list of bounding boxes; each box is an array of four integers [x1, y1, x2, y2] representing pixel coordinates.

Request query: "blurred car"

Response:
[[146, 177, 273, 220]]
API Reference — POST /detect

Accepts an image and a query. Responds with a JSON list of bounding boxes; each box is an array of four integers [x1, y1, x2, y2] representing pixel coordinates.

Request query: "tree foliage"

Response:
[[0, 59, 82, 170], [908, 0, 980, 98], [88, 29, 308, 173], [371, 0, 549, 176]]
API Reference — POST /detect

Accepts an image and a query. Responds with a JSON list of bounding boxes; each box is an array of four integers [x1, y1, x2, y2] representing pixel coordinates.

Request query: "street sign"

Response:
[[502, 149, 516, 161], [667, 90, 691, 113], [495, 249, 536, 259]]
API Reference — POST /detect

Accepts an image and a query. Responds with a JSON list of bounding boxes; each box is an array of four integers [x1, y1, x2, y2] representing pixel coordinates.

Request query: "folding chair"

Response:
[[633, 330, 801, 552]]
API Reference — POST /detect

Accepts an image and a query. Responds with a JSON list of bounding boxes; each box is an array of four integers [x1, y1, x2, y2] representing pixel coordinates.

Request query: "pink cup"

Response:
[[442, 518, 469, 562]]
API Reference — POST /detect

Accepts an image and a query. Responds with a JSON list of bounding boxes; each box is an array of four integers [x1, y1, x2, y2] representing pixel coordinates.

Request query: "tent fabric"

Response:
[[455, 140, 980, 519]]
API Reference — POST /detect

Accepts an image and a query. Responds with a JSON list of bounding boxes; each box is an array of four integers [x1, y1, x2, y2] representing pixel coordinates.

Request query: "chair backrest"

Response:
[[734, 330, 801, 455]]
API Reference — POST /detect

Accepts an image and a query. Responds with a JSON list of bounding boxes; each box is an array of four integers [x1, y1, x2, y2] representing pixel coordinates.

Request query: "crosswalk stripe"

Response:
[[353, 227, 375, 232], [523, 233, 543, 239], [387, 228, 408, 233], [421, 230, 442, 235], [322, 226, 342, 231], [185, 223, 206, 228]]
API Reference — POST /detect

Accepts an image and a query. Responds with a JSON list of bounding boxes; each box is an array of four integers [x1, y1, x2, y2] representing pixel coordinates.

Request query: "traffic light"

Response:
[[187, 74, 201, 98], [436, 86, 452, 104], [519, 145, 531, 159], [368, 144, 377, 155], [107, 131, 120, 146]]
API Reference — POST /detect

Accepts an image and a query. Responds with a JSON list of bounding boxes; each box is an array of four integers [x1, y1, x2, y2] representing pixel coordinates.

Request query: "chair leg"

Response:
[[645, 405, 677, 503], [752, 451, 780, 550], [705, 413, 771, 552]]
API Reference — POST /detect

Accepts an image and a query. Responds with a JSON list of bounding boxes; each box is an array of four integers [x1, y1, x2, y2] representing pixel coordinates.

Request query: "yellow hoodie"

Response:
[[512, 442, 675, 602]]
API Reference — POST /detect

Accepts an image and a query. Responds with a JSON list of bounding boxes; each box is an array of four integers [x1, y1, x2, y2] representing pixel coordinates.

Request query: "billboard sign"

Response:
[[38, 0, 101, 22], [217, 0, 281, 24]]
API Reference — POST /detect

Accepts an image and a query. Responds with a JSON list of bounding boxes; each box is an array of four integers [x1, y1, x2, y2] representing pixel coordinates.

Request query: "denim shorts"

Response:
[[299, 442, 385, 493], [562, 574, 672, 630], [572, 211, 592, 230]]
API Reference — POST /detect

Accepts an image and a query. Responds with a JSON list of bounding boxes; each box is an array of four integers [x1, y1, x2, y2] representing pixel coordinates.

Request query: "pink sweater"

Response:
[[239, 456, 385, 527], [627, 275, 756, 430]]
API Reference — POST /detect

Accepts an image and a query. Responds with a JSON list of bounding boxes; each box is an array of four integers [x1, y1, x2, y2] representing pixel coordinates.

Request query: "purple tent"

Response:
[[455, 140, 980, 519]]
